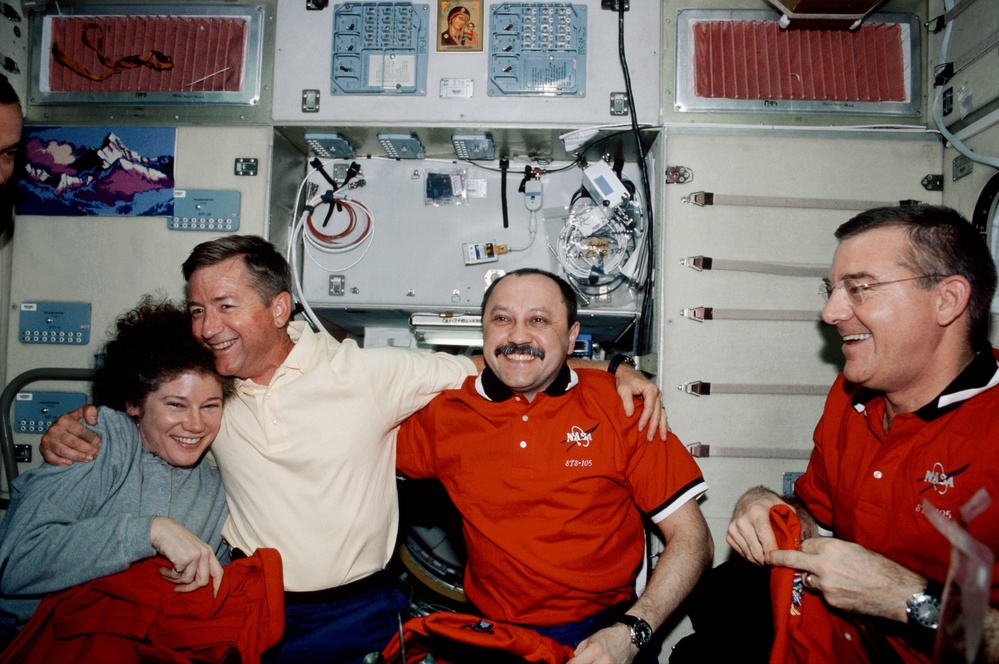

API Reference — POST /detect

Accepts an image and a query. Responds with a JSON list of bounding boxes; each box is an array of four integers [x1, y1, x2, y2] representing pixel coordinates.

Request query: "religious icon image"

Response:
[[438, 1, 482, 52]]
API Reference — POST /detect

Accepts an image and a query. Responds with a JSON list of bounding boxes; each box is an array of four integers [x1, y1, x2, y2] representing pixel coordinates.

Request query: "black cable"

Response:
[[310, 158, 337, 187], [461, 156, 581, 176], [499, 157, 510, 228], [616, 6, 656, 356], [517, 165, 536, 193]]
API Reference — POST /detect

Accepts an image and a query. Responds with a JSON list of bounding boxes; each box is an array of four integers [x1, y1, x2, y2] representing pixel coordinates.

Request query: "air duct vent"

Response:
[[31, 3, 264, 107], [675, 9, 920, 116]]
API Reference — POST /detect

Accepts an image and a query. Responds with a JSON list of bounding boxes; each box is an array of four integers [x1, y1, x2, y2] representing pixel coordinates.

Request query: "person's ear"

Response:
[[936, 275, 971, 327], [271, 291, 293, 328], [566, 322, 581, 357]]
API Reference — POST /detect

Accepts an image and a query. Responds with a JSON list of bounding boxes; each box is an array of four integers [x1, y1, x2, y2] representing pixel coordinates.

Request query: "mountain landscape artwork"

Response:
[[17, 126, 175, 216]]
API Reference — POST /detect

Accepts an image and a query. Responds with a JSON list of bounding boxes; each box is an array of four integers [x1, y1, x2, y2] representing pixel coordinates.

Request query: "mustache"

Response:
[[494, 343, 546, 360]]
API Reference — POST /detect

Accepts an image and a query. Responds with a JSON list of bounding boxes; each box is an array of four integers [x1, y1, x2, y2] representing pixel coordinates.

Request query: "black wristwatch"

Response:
[[607, 353, 636, 375], [616, 614, 653, 648], [906, 579, 944, 631]]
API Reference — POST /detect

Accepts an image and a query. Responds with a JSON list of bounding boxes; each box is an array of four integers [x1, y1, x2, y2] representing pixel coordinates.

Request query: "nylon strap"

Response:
[[681, 307, 822, 322], [682, 191, 901, 211], [679, 381, 829, 396], [687, 443, 812, 460], [680, 256, 827, 278]]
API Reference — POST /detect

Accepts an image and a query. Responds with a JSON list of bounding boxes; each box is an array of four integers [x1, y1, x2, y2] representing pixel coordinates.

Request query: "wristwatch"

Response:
[[615, 614, 653, 648], [906, 580, 943, 631], [607, 353, 637, 375]]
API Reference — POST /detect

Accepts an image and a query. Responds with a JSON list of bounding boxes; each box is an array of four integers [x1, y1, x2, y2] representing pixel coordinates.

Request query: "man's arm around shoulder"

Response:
[[40, 405, 101, 465]]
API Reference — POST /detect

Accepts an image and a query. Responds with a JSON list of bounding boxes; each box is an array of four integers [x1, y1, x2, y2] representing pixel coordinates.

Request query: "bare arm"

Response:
[[40, 405, 101, 465], [569, 500, 713, 664]]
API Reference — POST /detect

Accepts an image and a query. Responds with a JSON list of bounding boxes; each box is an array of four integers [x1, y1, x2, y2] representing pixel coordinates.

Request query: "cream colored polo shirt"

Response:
[[211, 322, 475, 591]]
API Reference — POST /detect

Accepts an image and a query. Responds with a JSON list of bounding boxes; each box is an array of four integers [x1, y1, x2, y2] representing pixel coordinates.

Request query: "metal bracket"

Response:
[[681, 191, 713, 206], [921, 174, 944, 191], [302, 89, 321, 113], [687, 443, 710, 458], [679, 256, 712, 271], [953, 155, 973, 182], [665, 166, 693, 184], [234, 158, 258, 176], [943, 87, 954, 116], [678, 381, 710, 396], [609, 92, 629, 116], [680, 307, 712, 321]]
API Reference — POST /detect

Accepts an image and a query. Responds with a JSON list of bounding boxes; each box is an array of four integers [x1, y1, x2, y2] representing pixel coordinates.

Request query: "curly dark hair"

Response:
[[92, 295, 233, 411]]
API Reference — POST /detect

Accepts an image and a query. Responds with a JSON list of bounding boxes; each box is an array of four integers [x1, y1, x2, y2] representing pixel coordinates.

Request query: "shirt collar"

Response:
[[282, 321, 311, 372], [474, 362, 578, 402], [851, 347, 999, 420]]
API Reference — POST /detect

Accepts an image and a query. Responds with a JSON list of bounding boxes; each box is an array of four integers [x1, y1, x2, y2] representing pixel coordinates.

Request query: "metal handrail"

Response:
[[0, 368, 95, 489]]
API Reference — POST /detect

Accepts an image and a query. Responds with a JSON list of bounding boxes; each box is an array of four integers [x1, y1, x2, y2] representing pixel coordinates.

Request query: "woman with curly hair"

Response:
[[0, 296, 234, 641]]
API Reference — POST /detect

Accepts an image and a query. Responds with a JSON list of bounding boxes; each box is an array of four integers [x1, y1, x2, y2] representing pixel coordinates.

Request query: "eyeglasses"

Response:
[[819, 274, 945, 306]]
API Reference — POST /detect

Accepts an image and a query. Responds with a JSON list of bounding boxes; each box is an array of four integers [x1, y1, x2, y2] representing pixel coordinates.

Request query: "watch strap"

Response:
[[615, 614, 653, 647], [607, 353, 636, 375], [924, 578, 944, 603]]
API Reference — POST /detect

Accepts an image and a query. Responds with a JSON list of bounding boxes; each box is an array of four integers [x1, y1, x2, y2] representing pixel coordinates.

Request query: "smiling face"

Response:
[[127, 371, 224, 467], [482, 273, 580, 401], [821, 226, 948, 400], [187, 256, 294, 384]]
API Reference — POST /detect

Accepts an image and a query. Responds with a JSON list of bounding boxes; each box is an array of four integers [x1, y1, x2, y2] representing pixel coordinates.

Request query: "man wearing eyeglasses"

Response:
[[726, 205, 999, 663]]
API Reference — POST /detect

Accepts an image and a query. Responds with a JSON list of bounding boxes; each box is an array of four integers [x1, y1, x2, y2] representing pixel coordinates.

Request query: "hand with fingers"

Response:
[[766, 536, 924, 622], [612, 363, 670, 442], [40, 406, 102, 466], [150, 516, 224, 597], [726, 486, 792, 565]]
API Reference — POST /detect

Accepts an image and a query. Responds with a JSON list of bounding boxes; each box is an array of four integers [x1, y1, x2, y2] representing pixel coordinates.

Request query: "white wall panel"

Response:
[[3, 125, 272, 474], [272, 1, 661, 126], [941, 123, 999, 346], [656, 128, 943, 564]]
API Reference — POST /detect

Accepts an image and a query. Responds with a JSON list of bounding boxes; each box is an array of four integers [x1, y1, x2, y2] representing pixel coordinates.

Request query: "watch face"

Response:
[[619, 616, 654, 647], [914, 602, 939, 626], [907, 594, 941, 629], [632, 618, 654, 645]]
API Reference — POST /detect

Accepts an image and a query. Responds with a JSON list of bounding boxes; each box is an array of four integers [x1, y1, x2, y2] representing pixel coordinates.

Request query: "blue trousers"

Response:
[[263, 583, 407, 664], [525, 599, 631, 649], [524, 599, 661, 664]]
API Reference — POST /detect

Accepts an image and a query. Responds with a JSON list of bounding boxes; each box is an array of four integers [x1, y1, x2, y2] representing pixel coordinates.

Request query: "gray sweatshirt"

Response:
[[0, 407, 230, 631]]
